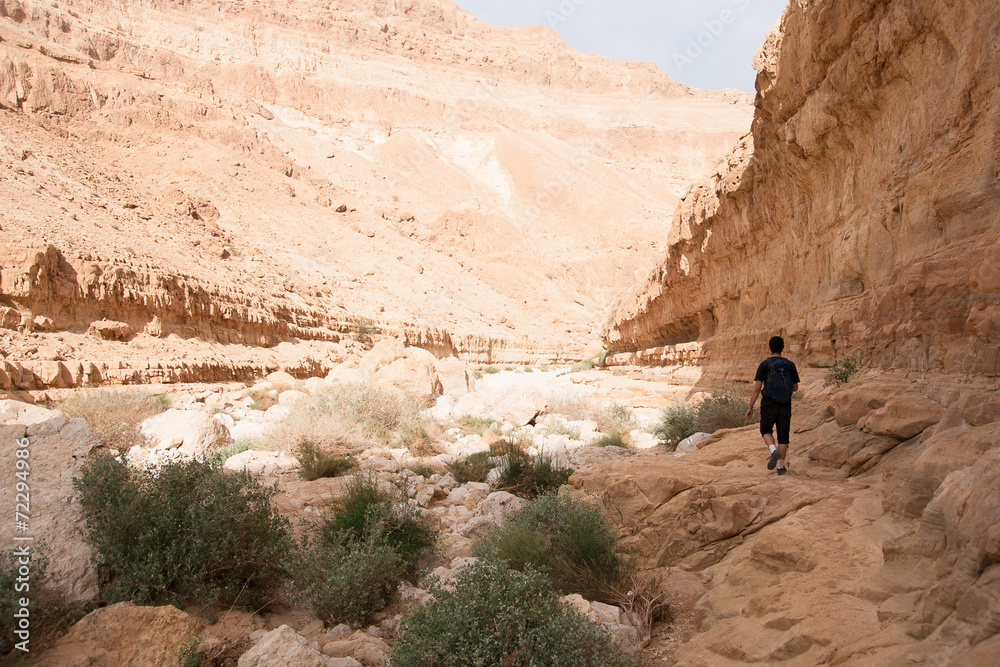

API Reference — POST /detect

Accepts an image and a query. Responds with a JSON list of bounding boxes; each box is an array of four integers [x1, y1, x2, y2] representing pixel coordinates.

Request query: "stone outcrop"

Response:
[[35, 602, 202, 667], [568, 377, 1000, 664], [0, 401, 98, 603], [603, 0, 1000, 378]]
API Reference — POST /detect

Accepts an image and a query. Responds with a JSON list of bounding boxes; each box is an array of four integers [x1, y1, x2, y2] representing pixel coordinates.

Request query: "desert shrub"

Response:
[[546, 393, 593, 421], [541, 421, 581, 440], [653, 388, 755, 447], [326, 383, 421, 442], [321, 474, 434, 575], [59, 389, 168, 450], [446, 450, 493, 484], [652, 399, 697, 447], [202, 441, 253, 466], [297, 440, 356, 481], [407, 463, 437, 478], [593, 402, 636, 447], [352, 317, 380, 349], [73, 454, 292, 608], [475, 494, 629, 602], [391, 559, 632, 667], [401, 423, 436, 457], [491, 439, 572, 499], [829, 352, 862, 385], [247, 387, 278, 412], [569, 360, 594, 373], [289, 527, 404, 627], [695, 388, 752, 434], [268, 383, 422, 454], [592, 431, 630, 448], [456, 415, 497, 435], [482, 366, 500, 374]]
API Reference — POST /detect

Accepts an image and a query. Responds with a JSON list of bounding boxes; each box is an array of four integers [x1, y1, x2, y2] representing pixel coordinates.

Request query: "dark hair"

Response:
[[769, 336, 785, 354]]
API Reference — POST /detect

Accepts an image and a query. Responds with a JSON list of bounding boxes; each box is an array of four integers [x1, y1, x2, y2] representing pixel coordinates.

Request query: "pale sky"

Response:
[[451, 0, 788, 92]]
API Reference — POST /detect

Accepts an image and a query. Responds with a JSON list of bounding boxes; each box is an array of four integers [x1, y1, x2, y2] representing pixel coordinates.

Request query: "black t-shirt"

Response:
[[755, 357, 800, 406]]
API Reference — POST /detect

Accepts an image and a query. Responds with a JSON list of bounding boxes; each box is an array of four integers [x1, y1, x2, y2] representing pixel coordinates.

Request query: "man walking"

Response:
[[746, 336, 800, 475]]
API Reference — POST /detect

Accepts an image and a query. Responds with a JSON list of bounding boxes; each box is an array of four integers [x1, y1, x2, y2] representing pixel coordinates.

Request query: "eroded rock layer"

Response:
[[604, 0, 1000, 377], [0, 0, 753, 388]]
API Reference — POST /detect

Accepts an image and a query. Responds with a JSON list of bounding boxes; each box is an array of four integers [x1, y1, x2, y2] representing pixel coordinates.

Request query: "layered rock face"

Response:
[[603, 0, 1000, 377], [0, 0, 752, 387]]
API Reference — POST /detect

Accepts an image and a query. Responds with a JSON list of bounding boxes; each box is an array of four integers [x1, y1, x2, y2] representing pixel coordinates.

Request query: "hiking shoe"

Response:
[[776, 467, 787, 476], [767, 450, 780, 470]]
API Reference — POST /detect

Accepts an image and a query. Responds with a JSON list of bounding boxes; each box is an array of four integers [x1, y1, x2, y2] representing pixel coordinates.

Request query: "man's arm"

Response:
[[746, 381, 763, 420]]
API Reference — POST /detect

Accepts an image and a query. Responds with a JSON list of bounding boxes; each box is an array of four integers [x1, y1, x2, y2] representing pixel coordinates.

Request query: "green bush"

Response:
[[475, 494, 629, 602], [352, 317, 380, 349], [321, 474, 434, 575], [491, 439, 572, 499], [59, 389, 168, 450], [541, 421, 581, 440], [652, 400, 697, 447], [289, 527, 404, 627], [446, 450, 493, 484], [483, 366, 500, 375], [202, 441, 253, 466], [297, 440, 356, 481], [73, 454, 292, 608], [829, 352, 862, 385], [592, 431, 631, 448], [594, 403, 636, 447], [391, 559, 632, 667], [653, 388, 756, 447]]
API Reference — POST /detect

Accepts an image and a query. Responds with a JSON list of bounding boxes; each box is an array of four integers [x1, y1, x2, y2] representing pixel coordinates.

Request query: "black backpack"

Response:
[[763, 358, 794, 404]]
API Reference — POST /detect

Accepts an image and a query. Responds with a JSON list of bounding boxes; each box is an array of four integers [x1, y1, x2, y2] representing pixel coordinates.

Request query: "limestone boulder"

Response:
[[238, 625, 333, 667], [479, 491, 524, 522], [830, 385, 889, 427], [224, 449, 300, 476], [140, 409, 232, 456], [359, 339, 407, 377], [374, 354, 443, 404], [87, 319, 131, 341], [435, 356, 474, 397], [278, 389, 311, 407], [35, 603, 202, 667], [492, 391, 546, 427], [0, 403, 99, 603], [860, 394, 944, 440]]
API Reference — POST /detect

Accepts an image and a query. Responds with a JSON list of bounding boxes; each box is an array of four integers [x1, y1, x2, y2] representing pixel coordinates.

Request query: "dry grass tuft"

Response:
[[59, 389, 169, 450]]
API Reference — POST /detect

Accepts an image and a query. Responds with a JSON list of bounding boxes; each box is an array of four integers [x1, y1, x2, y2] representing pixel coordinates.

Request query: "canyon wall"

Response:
[[603, 0, 1000, 379], [0, 0, 753, 390]]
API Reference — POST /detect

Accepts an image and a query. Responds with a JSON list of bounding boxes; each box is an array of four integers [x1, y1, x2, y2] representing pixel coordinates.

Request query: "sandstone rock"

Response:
[[676, 432, 711, 453], [266, 371, 298, 387], [435, 356, 474, 396], [35, 602, 202, 667], [238, 625, 331, 667], [224, 449, 300, 476], [326, 366, 366, 386], [374, 354, 443, 404], [359, 339, 406, 377], [492, 391, 546, 426], [140, 409, 232, 456], [478, 491, 524, 521], [0, 306, 21, 329], [831, 385, 890, 427], [87, 319, 131, 341], [0, 407, 99, 603], [861, 394, 944, 439]]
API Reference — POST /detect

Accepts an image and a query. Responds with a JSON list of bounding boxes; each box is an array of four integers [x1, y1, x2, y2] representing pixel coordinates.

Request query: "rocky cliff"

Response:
[[0, 0, 753, 390], [603, 0, 1000, 379]]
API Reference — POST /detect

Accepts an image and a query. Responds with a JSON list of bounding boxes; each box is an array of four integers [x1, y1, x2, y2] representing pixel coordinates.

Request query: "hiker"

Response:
[[746, 336, 800, 476]]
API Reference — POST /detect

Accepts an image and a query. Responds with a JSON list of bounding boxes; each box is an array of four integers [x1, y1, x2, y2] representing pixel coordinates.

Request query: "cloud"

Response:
[[452, 0, 788, 92]]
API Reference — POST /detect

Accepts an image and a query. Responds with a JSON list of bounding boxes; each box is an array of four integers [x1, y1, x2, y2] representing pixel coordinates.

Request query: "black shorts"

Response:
[[760, 402, 792, 445]]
